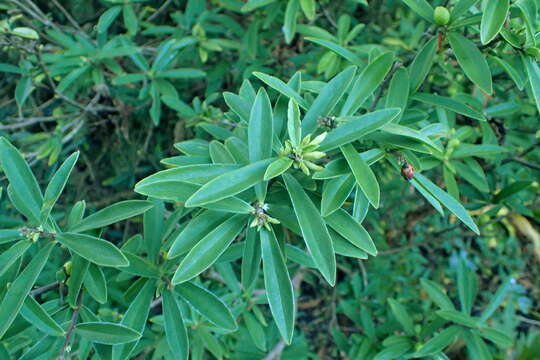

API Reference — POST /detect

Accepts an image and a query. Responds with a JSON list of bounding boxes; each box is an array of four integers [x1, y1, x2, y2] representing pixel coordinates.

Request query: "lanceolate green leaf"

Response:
[[264, 157, 293, 181], [0, 240, 31, 277], [57, 232, 129, 267], [75, 322, 141, 345], [249, 88, 274, 201], [408, 37, 438, 93], [321, 175, 355, 217], [388, 299, 415, 335], [71, 200, 154, 233], [340, 52, 394, 116], [413, 326, 461, 357], [448, 32, 493, 94], [21, 296, 65, 336], [385, 68, 410, 123], [287, 99, 302, 148], [414, 173, 480, 235], [172, 215, 247, 284], [451, 0, 480, 20], [176, 282, 237, 331], [524, 56, 540, 114], [0, 242, 54, 339], [302, 66, 357, 133], [162, 290, 189, 360], [136, 164, 239, 188], [260, 227, 295, 344], [283, 173, 336, 285], [413, 93, 485, 121], [112, 281, 155, 360], [185, 159, 274, 207], [402, 0, 434, 22], [480, 0, 509, 44], [40, 151, 79, 223], [84, 263, 107, 304], [420, 279, 455, 310], [305, 37, 362, 66], [283, 0, 299, 44], [341, 144, 380, 209], [0, 137, 43, 222], [241, 227, 262, 289], [324, 208, 377, 255], [319, 108, 401, 152], [168, 210, 230, 258], [436, 310, 480, 328], [252, 72, 308, 109]]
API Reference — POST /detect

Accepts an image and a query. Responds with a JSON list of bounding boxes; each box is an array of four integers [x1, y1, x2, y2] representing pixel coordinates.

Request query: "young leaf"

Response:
[[260, 227, 295, 344], [341, 144, 380, 209], [448, 32, 493, 94], [71, 200, 154, 233], [283, 173, 336, 285], [57, 233, 129, 267], [0, 242, 54, 339], [75, 322, 141, 345], [451, 0, 480, 20], [0, 137, 43, 222], [264, 158, 293, 181], [249, 88, 274, 201], [176, 282, 237, 331], [172, 215, 247, 284], [41, 151, 79, 223], [480, 0, 509, 44], [340, 52, 394, 116], [162, 290, 189, 360], [319, 108, 401, 152], [185, 159, 274, 207]]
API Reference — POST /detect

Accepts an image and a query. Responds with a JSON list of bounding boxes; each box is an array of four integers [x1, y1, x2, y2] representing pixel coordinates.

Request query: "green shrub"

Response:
[[0, 0, 539, 359]]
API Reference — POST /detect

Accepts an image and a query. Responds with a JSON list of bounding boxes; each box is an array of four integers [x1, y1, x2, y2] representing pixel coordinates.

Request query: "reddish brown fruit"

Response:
[[401, 162, 415, 181]]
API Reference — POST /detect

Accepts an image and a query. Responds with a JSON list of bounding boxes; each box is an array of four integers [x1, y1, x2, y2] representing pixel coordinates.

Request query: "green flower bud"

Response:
[[434, 6, 450, 26], [303, 151, 326, 160]]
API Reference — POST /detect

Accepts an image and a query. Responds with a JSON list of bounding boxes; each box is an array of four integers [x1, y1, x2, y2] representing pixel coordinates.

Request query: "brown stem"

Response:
[[58, 292, 83, 360]]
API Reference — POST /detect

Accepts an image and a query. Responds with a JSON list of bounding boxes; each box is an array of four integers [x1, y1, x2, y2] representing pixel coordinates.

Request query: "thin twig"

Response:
[[148, 0, 174, 22], [31, 281, 60, 296], [58, 292, 83, 360], [370, 61, 402, 111], [50, 0, 83, 32], [507, 157, 540, 171]]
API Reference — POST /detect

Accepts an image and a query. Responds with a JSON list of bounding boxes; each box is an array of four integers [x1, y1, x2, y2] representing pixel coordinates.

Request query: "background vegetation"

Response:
[[0, 0, 539, 359]]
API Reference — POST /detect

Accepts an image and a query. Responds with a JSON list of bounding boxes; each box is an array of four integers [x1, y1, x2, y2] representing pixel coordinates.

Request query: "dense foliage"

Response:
[[1, 0, 539, 359]]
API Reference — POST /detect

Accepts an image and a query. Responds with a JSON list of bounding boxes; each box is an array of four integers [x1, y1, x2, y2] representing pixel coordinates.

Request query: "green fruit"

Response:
[[434, 6, 450, 26]]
